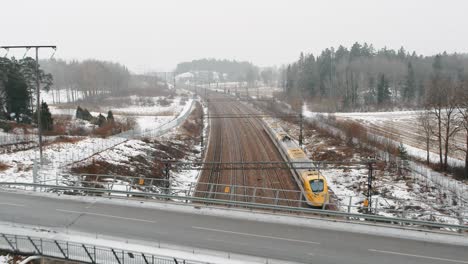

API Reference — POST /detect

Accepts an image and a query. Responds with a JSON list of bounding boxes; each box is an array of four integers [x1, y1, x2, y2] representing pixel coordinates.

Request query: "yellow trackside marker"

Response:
[[139, 178, 144, 185], [224, 186, 230, 193]]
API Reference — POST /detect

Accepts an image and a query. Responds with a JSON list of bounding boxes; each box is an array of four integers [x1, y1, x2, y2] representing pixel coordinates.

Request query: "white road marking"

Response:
[[192, 226, 320, 245], [0, 202, 25, 207], [368, 249, 468, 263], [85, 201, 96, 209], [56, 209, 156, 223]]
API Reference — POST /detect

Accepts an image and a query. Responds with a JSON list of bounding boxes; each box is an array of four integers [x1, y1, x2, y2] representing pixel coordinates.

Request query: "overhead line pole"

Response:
[[1, 45, 57, 164]]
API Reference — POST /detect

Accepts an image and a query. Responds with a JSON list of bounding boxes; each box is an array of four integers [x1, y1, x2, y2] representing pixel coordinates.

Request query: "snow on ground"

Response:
[[0, 94, 196, 186], [42, 89, 85, 104], [303, 105, 467, 164], [0, 136, 127, 183], [133, 115, 173, 131], [0, 255, 8, 264], [66, 102, 203, 196], [110, 96, 183, 116], [264, 113, 467, 225]]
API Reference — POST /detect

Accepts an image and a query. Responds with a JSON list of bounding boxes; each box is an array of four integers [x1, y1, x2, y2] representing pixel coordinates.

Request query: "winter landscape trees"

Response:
[[0, 57, 52, 123], [283, 42, 468, 112], [175, 58, 260, 84], [40, 59, 132, 102], [282, 43, 468, 177]]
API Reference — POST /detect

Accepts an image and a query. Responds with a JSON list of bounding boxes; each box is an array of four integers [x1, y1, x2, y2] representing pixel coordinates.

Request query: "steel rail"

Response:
[[1, 182, 467, 232], [241, 110, 298, 207]]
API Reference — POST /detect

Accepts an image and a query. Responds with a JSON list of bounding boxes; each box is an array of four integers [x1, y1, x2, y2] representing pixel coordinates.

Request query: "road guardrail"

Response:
[[1, 182, 467, 233]]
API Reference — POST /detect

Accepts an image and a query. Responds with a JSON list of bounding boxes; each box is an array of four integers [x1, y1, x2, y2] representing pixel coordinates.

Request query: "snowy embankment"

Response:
[[0, 95, 195, 185], [259, 103, 466, 225], [314, 108, 466, 166], [304, 106, 468, 222], [302, 106, 466, 169]]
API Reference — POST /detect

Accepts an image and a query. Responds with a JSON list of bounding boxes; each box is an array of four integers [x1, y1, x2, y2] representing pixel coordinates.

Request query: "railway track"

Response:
[[231, 103, 299, 207], [195, 92, 300, 204]]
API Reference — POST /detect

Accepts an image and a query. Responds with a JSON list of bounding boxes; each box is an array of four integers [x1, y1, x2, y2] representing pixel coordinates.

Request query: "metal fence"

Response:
[[1, 182, 467, 233], [0, 133, 36, 146], [16, 170, 468, 227], [0, 233, 207, 264], [130, 99, 195, 139]]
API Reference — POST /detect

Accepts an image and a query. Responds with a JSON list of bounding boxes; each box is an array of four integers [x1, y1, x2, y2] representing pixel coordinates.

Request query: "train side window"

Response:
[[309, 179, 324, 193]]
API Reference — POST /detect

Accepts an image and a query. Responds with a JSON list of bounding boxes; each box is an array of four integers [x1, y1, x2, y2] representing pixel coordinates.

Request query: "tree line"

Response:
[[282, 42, 468, 111], [40, 59, 132, 102], [418, 56, 468, 178], [0, 57, 52, 124], [175, 58, 260, 85]]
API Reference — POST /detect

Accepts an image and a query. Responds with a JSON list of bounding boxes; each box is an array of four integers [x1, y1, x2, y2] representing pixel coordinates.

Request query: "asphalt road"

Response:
[[1, 191, 467, 264]]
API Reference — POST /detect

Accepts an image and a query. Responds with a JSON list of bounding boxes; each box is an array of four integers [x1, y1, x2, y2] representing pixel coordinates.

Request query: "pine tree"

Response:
[[107, 110, 114, 123], [40, 101, 53, 131], [377, 74, 390, 104], [403, 62, 416, 102], [97, 113, 106, 127], [398, 143, 410, 176], [4, 59, 30, 122], [76, 106, 84, 119]]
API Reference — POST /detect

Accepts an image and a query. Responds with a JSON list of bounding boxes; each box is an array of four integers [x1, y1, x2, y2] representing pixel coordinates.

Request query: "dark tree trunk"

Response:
[[465, 133, 468, 179], [426, 137, 430, 165], [444, 121, 450, 171], [438, 116, 443, 170]]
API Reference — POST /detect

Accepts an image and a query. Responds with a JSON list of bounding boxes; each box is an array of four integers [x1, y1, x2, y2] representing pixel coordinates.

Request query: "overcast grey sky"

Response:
[[2, 0, 467, 73]]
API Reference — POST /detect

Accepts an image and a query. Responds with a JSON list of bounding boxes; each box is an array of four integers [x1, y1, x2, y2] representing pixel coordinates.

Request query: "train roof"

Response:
[[302, 170, 327, 180]]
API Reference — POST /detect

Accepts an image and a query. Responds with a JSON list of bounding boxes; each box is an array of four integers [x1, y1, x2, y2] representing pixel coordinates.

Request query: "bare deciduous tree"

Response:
[[456, 81, 468, 178], [418, 110, 433, 165]]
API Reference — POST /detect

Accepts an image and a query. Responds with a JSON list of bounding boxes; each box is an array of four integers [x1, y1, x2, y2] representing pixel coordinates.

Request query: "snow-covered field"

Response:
[[42, 89, 86, 104], [303, 105, 467, 167], [0, 94, 196, 188]]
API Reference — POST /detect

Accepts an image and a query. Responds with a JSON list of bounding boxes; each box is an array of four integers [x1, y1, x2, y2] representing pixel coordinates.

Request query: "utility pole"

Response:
[[299, 113, 303, 146], [1, 45, 56, 164], [367, 162, 373, 213], [201, 112, 204, 148]]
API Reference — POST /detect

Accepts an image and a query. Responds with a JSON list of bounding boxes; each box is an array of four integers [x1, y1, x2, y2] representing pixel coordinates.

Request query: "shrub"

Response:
[[0, 121, 13, 132], [96, 114, 107, 127], [107, 110, 114, 123], [157, 98, 171, 106], [76, 106, 93, 121]]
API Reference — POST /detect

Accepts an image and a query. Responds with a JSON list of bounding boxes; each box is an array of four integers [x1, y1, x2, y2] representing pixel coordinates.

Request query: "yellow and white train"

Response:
[[271, 125, 329, 207]]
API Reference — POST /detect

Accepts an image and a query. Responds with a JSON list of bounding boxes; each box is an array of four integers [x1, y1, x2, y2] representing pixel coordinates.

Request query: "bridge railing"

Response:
[[1, 182, 467, 233], [36, 173, 467, 226], [0, 233, 207, 264]]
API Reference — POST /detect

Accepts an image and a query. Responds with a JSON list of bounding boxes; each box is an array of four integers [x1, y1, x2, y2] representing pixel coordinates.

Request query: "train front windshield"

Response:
[[309, 179, 324, 193]]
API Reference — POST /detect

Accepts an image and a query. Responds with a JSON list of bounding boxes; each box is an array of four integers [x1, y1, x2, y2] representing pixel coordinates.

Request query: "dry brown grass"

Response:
[[0, 162, 10, 171], [181, 102, 203, 139], [43, 115, 71, 136], [45, 136, 84, 146], [72, 160, 111, 175]]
